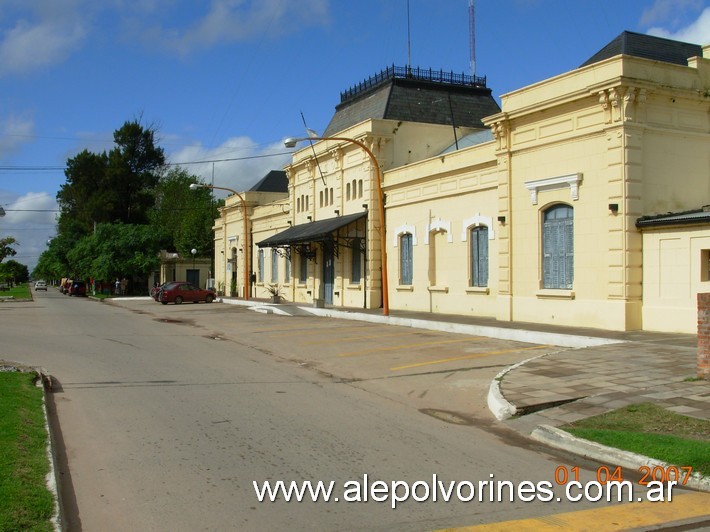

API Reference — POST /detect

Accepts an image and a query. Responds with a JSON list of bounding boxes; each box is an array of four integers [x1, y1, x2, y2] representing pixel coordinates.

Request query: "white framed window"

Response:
[[470, 226, 489, 287], [400, 233, 413, 285], [542, 204, 574, 289]]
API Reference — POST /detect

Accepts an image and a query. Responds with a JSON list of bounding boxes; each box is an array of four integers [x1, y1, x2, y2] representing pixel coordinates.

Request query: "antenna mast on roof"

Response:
[[407, 0, 411, 72], [468, 0, 476, 76]]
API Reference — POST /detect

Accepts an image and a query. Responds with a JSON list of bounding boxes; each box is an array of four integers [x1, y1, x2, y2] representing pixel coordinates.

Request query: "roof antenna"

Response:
[[300, 111, 326, 186], [407, 0, 411, 73], [469, 0, 476, 76]]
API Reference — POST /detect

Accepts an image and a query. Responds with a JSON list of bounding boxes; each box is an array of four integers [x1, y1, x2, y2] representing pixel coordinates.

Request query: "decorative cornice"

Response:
[[524, 173, 583, 205]]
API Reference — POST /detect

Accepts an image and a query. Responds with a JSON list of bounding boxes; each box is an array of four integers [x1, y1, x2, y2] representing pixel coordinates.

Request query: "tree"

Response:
[[57, 120, 166, 233], [0, 236, 18, 263], [106, 120, 166, 224], [0, 259, 29, 284], [148, 168, 221, 257], [66, 223, 162, 282]]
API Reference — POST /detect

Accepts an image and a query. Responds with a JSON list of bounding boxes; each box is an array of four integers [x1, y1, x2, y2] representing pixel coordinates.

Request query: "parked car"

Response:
[[158, 282, 216, 305], [68, 280, 87, 297], [34, 280, 47, 291]]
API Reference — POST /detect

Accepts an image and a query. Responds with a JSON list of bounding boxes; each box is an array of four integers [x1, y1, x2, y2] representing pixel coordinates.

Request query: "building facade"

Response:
[[212, 32, 710, 333]]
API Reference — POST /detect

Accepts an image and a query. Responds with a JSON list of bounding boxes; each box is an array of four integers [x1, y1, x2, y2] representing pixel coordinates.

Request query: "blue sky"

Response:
[[1, 0, 708, 270]]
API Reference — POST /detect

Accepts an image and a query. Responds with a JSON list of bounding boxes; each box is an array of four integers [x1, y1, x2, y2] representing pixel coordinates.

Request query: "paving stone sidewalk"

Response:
[[498, 341, 709, 435]]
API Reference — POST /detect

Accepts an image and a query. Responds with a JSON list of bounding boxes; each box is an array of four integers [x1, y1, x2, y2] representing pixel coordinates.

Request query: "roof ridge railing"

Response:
[[340, 65, 487, 102]]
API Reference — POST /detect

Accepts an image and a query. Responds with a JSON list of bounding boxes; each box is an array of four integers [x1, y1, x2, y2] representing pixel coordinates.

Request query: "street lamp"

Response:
[[189, 183, 250, 300], [191, 248, 197, 270], [284, 136, 389, 316]]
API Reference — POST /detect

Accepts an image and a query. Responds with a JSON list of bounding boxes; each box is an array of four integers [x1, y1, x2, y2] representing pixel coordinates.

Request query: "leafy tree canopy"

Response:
[[57, 119, 166, 234], [0, 236, 18, 263], [0, 259, 29, 283], [149, 167, 222, 257], [66, 223, 162, 281]]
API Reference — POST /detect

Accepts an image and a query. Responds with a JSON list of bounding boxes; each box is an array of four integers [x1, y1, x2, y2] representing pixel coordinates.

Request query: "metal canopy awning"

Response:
[[257, 212, 366, 248]]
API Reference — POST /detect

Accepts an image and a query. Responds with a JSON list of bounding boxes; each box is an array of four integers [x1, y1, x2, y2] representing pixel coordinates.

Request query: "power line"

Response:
[[0, 150, 293, 173]]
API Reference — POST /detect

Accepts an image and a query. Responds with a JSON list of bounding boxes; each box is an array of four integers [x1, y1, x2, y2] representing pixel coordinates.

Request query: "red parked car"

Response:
[[68, 280, 87, 296], [158, 282, 216, 305]]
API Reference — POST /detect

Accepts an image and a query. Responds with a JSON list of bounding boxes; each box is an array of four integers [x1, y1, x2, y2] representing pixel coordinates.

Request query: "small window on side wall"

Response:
[[702, 249, 710, 282], [470, 226, 489, 287], [400, 233, 413, 285]]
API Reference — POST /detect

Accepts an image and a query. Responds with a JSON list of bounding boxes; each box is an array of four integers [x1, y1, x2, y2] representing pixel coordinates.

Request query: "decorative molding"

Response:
[[535, 289, 575, 300], [424, 218, 452, 244], [427, 286, 449, 293], [461, 215, 495, 241], [393, 224, 417, 247], [465, 286, 490, 295], [524, 173, 582, 205]]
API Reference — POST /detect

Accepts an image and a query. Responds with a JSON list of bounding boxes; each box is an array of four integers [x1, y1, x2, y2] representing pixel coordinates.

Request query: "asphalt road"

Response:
[[3, 290, 645, 531]]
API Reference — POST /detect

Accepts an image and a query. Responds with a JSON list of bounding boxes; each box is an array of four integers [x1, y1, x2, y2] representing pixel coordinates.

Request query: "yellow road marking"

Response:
[[437, 491, 710, 531], [390, 344, 550, 371], [337, 337, 483, 357], [247, 325, 373, 336], [304, 331, 422, 345]]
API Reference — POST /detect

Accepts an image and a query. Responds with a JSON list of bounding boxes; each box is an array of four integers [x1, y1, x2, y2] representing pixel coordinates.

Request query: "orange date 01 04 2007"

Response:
[[554, 465, 693, 486]]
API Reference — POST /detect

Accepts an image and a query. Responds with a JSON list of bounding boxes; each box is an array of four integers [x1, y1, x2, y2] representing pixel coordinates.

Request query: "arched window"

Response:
[[470, 226, 489, 287], [400, 233, 413, 285], [542, 205, 573, 289]]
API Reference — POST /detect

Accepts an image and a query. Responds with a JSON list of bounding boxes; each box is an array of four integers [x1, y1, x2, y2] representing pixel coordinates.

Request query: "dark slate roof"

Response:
[[323, 65, 501, 136], [636, 206, 710, 228], [257, 212, 366, 247], [249, 170, 288, 193], [580, 31, 703, 68]]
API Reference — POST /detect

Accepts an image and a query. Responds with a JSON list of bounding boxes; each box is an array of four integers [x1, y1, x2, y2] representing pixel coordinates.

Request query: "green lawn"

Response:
[[0, 283, 31, 299], [563, 403, 710, 477], [0, 371, 55, 531]]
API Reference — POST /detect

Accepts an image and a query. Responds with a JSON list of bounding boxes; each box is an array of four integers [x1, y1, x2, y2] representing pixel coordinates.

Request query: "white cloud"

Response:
[[0, 191, 58, 272], [641, 0, 704, 27], [135, 0, 331, 56], [168, 136, 292, 196], [647, 6, 710, 44], [0, 1, 88, 76], [0, 115, 35, 158]]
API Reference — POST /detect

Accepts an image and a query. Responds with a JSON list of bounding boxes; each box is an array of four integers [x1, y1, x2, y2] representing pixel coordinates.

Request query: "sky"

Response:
[[1, 0, 709, 272]]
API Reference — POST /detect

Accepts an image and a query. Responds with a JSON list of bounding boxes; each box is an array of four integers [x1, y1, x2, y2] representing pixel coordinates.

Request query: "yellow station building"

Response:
[[210, 32, 710, 334]]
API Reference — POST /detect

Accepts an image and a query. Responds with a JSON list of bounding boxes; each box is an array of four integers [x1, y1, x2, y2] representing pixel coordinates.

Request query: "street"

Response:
[[0, 291, 679, 530]]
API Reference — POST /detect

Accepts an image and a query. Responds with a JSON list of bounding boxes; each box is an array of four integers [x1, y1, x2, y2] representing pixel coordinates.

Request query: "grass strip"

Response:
[[564, 403, 710, 477], [0, 371, 54, 531]]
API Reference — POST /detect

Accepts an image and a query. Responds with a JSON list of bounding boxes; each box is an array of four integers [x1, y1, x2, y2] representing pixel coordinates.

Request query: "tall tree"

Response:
[[57, 120, 166, 233], [107, 120, 166, 224]]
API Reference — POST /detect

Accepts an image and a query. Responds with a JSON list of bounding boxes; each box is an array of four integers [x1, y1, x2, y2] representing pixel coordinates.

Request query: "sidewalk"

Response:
[[225, 297, 709, 490]]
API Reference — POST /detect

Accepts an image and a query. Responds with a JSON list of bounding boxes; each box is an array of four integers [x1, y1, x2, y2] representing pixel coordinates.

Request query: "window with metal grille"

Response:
[[400, 233, 413, 285], [271, 250, 278, 283], [351, 238, 362, 283], [542, 205, 574, 289], [470, 226, 489, 287], [299, 253, 308, 284], [258, 249, 265, 283]]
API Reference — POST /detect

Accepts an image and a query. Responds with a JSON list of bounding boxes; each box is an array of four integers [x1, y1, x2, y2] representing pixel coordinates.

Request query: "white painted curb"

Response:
[[531, 425, 710, 493]]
